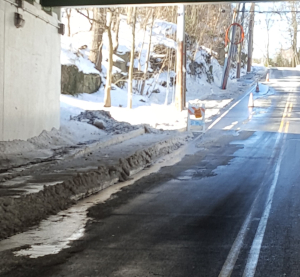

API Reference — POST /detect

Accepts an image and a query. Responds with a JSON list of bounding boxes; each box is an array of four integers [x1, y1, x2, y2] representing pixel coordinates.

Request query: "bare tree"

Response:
[[185, 4, 232, 59], [72, 8, 94, 37], [264, 11, 274, 67], [288, 2, 299, 66], [89, 8, 106, 71], [137, 9, 152, 71], [65, 8, 72, 36], [276, 2, 300, 67], [140, 8, 155, 95], [75, 8, 94, 31], [104, 10, 114, 107], [113, 11, 121, 52]]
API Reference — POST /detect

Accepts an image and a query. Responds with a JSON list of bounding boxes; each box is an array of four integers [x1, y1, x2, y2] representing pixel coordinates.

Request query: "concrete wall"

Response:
[[0, 0, 61, 141]]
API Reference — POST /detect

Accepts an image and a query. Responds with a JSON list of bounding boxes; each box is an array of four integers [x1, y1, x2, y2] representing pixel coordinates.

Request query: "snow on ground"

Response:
[[61, 37, 99, 75], [0, 10, 267, 166]]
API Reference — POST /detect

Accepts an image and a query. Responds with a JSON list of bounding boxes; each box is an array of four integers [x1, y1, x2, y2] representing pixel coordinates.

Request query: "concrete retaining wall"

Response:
[[0, 0, 61, 141]]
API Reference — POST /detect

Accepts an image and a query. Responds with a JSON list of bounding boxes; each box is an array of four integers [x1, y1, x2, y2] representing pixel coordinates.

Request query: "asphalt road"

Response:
[[2, 68, 300, 277]]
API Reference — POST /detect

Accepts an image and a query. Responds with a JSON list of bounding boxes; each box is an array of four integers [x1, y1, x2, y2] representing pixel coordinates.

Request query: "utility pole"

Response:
[[175, 4, 185, 111], [221, 3, 240, 89], [237, 3, 245, 78], [183, 40, 187, 108], [247, 3, 255, 73]]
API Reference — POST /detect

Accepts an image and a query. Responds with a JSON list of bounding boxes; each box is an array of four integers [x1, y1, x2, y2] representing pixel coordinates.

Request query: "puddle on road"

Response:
[[177, 169, 197, 180], [0, 140, 193, 259], [0, 199, 91, 258], [177, 176, 193, 180]]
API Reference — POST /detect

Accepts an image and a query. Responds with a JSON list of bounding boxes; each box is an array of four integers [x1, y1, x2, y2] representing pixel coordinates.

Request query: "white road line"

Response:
[[218, 186, 262, 277], [242, 133, 287, 277], [208, 85, 256, 131], [218, 132, 283, 277], [193, 85, 255, 143]]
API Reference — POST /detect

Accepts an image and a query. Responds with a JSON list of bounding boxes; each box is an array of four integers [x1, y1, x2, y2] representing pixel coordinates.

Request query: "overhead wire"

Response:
[[239, 10, 300, 13]]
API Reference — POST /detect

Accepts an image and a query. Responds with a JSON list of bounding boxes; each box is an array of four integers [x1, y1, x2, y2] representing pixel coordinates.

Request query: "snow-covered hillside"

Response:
[[60, 9, 264, 132], [61, 12, 245, 102]]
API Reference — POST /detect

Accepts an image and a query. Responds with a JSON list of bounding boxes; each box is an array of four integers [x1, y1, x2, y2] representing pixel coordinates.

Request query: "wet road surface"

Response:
[[1, 68, 300, 276]]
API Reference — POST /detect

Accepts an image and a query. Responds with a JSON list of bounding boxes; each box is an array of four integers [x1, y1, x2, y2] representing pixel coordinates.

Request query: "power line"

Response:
[[240, 10, 300, 13]]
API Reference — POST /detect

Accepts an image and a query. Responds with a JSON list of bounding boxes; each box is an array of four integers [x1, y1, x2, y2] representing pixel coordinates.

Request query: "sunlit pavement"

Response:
[[2, 68, 300, 277]]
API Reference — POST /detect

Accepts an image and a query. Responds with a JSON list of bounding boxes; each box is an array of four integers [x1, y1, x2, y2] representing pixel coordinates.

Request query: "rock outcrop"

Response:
[[61, 65, 102, 95]]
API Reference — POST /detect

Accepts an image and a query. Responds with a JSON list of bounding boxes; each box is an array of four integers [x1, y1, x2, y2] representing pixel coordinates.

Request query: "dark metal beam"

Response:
[[40, 0, 277, 7]]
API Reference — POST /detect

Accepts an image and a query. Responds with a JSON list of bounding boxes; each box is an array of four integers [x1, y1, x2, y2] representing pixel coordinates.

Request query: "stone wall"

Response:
[[0, 0, 61, 141]]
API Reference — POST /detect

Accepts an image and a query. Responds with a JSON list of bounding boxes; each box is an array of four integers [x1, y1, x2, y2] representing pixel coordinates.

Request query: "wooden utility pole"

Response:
[[221, 3, 240, 89], [237, 3, 245, 78], [247, 3, 255, 73], [175, 4, 185, 111], [183, 38, 187, 108]]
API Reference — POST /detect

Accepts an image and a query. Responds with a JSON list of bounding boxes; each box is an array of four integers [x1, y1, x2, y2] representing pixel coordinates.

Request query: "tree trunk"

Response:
[[292, 3, 297, 67], [137, 8, 152, 71], [236, 3, 245, 78], [138, 27, 147, 71], [221, 3, 240, 89], [89, 8, 106, 71], [66, 9, 71, 37], [175, 4, 185, 111], [127, 7, 137, 109], [266, 31, 270, 67], [198, 5, 210, 46], [104, 11, 113, 107], [165, 48, 171, 105], [247, 3, 255, 73], [127, 7, 132, 24], [141, 8, 154, 95], [113, 13, 120, 52], [209, 8, 222, 53]]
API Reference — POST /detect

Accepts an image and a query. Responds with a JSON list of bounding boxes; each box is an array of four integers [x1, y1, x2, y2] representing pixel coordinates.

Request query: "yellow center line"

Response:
[[283, 102, 290, 118], [288, 102, 293, 117], [289, 103, 293, 113], [285, 121, 290, 133], [279, 98, 291, 133]]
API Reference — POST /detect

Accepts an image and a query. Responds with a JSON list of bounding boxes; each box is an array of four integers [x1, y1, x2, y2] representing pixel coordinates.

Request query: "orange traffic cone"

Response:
[[248, 92, 254, 107], [266, 73, 269, 82], [255, 82, 260, 92]]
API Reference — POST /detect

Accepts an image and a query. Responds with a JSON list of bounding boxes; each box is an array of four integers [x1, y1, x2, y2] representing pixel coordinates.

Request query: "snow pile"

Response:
[[70, 110, 139, 135], [0, 133, 190, 241]]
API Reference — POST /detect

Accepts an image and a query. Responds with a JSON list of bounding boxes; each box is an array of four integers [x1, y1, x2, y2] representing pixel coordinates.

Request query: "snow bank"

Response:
[[0, 134, 190, 240]]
